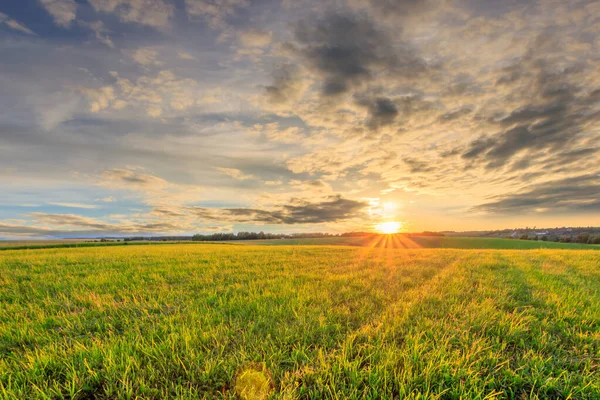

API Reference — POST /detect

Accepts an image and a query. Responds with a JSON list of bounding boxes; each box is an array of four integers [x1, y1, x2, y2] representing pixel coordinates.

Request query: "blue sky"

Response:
[[0, 0, 599, 238]]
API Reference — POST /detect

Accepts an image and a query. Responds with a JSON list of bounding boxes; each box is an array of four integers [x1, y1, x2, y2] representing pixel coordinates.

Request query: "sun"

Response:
[[376, 221, 402, 234]]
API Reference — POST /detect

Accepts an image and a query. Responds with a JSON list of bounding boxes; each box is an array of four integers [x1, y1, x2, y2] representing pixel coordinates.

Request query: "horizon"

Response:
[[1, 0, 599, 238], [2, 225, 599, 241]]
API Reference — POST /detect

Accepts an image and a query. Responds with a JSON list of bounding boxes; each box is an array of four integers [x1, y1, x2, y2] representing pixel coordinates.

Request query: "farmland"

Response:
[[239, 235, 600, 250], [1, 244, 599, 399], [3, 235, 597, 252]]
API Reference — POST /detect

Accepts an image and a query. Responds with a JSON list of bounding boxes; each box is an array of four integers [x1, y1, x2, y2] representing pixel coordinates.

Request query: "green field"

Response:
[[240, 235, 600, 250], [2, 236, 598, 251], [1, 244, 599, 399]]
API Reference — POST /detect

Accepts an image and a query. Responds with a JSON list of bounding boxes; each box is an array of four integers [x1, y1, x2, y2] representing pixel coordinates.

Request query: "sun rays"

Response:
[[358, 233, 422, 249]]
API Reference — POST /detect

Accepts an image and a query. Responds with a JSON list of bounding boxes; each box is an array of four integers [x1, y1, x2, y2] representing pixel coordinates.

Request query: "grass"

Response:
[[0, 244, 599, 398], [3, 236, 597, 251], [0, 241, 205, 251], [240, 235, 600, 250]]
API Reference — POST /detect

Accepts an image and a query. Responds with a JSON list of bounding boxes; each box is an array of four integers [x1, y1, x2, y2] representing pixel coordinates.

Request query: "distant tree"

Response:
[[341, 232, 373, 237], [559, 236, 571, 243], [576, 232, 590, 244], [541, 235, 548, 242], [588, 235, 600, 245], [519, 234, 529, 240]]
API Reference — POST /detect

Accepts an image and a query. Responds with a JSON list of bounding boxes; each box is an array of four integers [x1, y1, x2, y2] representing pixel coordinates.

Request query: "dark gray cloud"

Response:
[[473, 173, 600, 214], [356, 96, 399, 130], [292, 12, 426, 97], [188, 195, 368, 224], [403, 157, 434, 173], [365, 0, 432, 16], [540, 147, 598, 170], [459, 33, 600, 170]]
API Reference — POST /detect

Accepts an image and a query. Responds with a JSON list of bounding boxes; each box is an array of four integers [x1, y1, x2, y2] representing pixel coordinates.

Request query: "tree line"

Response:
[[516, 232, 600, 244]]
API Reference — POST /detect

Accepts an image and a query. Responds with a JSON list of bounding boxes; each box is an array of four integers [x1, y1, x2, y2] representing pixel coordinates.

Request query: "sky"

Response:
[[0, 0, 599, 238]]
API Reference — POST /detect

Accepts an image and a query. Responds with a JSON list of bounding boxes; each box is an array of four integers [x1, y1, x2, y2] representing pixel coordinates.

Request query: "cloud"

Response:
[[473, 173, 600, 214], [3, 0, 600, 235], [187, 195, 368, 224], [351, 0, 439, 19], [99, 168, 170, 190], [178, 51, 196, 60], [39, 0, 76, 27], [95, 167, 205, 207], [0, 12, 36, 35], [23, 212, 191, 234], [185, 0, 249, 28], [30, 213, 110, 229], [0, 222, 56, 237], [263, 64, 307, 107], [49, 202, 99, 209], [88, 0, 173, 29], [81, 20, 114, 48], [239, 29, 272, 48], [293, 12, 426, 97], [355, 96, 399, 130], [81, 70, 200, 116], [127, 47, 161, 66], [250, 123, 306, 144], [216, 167, 256, 181], [458, 32, 600, 170], [439, 107, 472, 122], [403, 157, 434, 173]]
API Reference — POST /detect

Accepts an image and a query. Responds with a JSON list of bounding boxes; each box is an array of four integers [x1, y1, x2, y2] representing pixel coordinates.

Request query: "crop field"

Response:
[[1, 244, 599, 399]]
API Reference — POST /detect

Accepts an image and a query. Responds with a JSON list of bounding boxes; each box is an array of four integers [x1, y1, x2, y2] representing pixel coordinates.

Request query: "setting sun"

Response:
[[376, 221, 402, 234]]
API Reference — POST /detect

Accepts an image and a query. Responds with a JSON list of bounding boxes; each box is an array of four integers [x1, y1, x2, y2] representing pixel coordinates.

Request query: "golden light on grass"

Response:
[[234, 363, 273, 400], [375, 221, 402, 234]]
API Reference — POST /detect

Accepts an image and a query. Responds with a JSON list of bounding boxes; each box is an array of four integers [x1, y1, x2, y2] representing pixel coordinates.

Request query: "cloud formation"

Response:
[[188, 195, 368, 225], [1, 0, 600, 237], [0, 12, 36, 34], [39, 0, 77, 27], [474, 173, 600, 214], [88, 0, 173, 29], [185, 0, 249, 28], [293, 12, 425, 97]]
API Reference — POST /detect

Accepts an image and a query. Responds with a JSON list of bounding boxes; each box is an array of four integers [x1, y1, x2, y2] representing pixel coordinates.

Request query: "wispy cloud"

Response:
[[39, 0, 77, 27], [88, 0, 173, 30], [216, 167, 256, 181], [49, 202, 99, 209], [0, 12, 36, 35]]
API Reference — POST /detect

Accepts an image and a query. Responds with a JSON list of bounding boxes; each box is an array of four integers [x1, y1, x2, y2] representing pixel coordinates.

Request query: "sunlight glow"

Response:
[[382, 202, 396, 214], [375, 221, 402, 234]]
